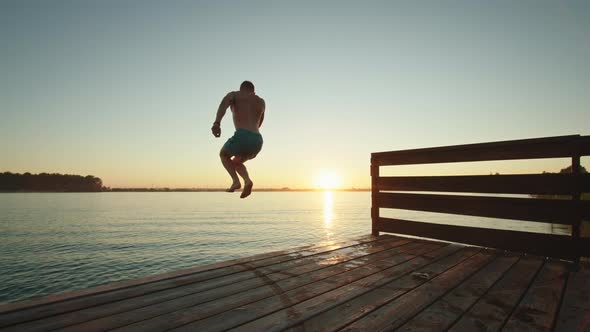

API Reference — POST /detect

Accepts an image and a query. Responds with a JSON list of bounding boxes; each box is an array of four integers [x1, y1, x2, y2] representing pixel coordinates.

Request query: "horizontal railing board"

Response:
[[375, 217, 576, 260], [579, 136, 590, 155], [377, 192, 576, 224], [378, 173, 590, 195], [371, 135, 588, 166], [372, 135, 579, 158]]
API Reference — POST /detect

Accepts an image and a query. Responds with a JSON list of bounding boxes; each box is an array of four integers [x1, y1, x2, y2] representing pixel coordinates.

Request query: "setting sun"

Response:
[[314, 171, 341, 190]]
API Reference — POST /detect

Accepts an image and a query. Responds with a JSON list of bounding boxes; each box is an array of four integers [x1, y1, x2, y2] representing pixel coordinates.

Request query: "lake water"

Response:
[[0, 192, 562, 304]]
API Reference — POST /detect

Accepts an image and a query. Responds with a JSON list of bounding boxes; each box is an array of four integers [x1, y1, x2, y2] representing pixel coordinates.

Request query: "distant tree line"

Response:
[[551, 165, 588, 174], [533, 165, 589, 200], [0, 172, 104, 192]]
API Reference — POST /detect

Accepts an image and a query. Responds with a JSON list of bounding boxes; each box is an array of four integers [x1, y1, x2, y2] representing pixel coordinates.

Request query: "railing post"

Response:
[[572, 152, 581, 267], [371, 157, 379, 236]]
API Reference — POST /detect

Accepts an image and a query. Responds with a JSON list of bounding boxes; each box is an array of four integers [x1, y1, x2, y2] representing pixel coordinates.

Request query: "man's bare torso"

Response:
[[229, 91, 265, 133]]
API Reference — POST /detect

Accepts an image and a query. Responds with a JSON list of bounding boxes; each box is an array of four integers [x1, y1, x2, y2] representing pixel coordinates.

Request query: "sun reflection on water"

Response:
[[323, 191, 334, 240]]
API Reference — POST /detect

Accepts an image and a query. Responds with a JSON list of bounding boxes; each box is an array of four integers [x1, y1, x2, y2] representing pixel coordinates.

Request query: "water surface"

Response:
[[0, 192, 368, 303], [0, 192, 561, 304]]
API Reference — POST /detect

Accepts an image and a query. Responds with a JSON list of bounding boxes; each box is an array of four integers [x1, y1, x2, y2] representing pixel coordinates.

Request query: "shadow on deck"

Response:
[[0, 234, 589, 331]]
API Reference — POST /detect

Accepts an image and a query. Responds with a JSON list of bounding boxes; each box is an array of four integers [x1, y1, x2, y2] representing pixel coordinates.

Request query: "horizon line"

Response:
[[106, 187, 371, 192]]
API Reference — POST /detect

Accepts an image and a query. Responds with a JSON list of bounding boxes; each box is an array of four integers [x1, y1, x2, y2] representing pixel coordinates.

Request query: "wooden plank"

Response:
[[397, 254, 519, 332], [583, 201, 590, 220], [337, 252, 495, 331], [372, 164, 380, 236], [298, 251, 495, 332], [58, 241, 442, 332], [14, 236, 416, 331], [217, 246, 477, 332], [162, 246, 468, 331], [378, 173, 590, 195], [581, 135, 590, 156], [9, 237, 418, 332], [554, 262, 590, 331], [371, 134, 581, 166], [447, 256, 544, 332], [503, 260, 569, 331], [573, 155, 582, 266], [377, 192, 576, 224], [0, 234, 393, 328], [376, 218, 577, 260]]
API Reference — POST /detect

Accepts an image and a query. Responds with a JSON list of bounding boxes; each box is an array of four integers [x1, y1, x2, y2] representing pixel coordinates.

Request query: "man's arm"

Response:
[[211, 92, 235, 137], [214, 92, 235, 124]]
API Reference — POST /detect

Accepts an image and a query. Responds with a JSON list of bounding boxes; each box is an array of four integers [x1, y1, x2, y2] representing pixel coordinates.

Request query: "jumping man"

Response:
[[211, 81, 265, 198]]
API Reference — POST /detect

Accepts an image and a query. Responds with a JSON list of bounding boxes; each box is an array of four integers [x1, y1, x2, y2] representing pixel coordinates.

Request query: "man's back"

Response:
[[230, 91, 265, 133], [212, 80, 264, 198]]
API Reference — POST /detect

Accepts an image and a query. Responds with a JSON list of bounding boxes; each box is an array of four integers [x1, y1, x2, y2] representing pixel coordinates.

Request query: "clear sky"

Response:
[[1, 0, 589, 188]]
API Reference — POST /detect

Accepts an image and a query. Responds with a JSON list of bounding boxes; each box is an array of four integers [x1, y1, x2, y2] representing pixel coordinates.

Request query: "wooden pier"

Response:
[[0, 235, 588, 331], [1, 134, 589, 331]]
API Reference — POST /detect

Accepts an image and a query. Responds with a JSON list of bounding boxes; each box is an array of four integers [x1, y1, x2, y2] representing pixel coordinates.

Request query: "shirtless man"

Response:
[[211, 81, 265, 198]]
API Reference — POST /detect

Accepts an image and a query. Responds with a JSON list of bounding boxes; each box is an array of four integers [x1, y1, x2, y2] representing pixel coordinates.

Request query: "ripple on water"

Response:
[[0, 191, 557, 304]]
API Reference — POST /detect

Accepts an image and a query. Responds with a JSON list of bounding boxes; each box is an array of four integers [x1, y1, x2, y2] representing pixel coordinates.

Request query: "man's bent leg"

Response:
[[233, 157, 253, 198], [220, 148, 241, 192]]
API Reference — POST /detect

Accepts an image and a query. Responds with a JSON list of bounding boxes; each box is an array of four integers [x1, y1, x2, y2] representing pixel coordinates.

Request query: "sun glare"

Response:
[[315, 171, 341, 190]]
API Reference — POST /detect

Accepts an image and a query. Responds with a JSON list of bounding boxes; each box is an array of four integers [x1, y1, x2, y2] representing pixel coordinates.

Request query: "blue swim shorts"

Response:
[[223, 128, 263, 159]]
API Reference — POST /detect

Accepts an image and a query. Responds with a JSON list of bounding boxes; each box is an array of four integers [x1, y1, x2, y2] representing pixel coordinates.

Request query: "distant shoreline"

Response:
[[0, 188, 371, 193], [110, 188, 371, 192]]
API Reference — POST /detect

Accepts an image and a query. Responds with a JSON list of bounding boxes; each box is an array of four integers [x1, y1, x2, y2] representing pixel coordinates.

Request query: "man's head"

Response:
[[240, 81, 255, 93]]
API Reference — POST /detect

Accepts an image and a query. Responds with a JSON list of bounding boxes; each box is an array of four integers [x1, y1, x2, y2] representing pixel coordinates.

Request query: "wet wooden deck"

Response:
[[0, 234, 588, 332]]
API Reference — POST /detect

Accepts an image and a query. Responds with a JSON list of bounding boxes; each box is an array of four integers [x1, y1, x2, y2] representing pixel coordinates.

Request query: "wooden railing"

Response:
[[371, 134, 590, 264]]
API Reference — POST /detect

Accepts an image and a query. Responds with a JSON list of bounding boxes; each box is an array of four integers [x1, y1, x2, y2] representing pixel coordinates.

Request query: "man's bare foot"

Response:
[[240, 181, 253, 198], [226, 182, 241, 192]]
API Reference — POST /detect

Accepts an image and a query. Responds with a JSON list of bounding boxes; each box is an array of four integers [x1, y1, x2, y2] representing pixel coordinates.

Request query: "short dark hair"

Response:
[[240, 80, 255, 92]]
